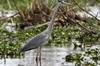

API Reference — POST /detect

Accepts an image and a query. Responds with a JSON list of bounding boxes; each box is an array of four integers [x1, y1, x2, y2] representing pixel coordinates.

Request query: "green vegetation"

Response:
[[0, 0, 32, 9], [0, 0, 100, 66]]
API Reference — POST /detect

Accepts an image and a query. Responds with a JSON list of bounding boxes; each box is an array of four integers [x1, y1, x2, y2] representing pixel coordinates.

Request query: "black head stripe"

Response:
[[58, 0, 62, 2], [58, 0, 64, 4]]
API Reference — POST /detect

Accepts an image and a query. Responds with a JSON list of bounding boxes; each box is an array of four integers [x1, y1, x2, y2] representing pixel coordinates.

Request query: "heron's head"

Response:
[[57, 0, 72, 6]]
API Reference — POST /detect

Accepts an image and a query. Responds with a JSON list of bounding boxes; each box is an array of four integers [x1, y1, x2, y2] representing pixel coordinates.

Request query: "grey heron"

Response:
[[19, 0, 71, 63]]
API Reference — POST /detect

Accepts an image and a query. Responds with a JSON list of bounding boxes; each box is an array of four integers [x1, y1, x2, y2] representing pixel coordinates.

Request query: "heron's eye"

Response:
[[58, 1, 64, 4], [58, 0, 62, 3]]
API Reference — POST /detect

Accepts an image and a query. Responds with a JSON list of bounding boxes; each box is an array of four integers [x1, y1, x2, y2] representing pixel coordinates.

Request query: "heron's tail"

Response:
[[18, 48, 23, 54], [18, 46, 34, 54]]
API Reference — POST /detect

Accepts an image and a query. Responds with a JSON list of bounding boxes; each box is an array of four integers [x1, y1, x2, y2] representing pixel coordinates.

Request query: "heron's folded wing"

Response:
[[19, 33, 48, 53]]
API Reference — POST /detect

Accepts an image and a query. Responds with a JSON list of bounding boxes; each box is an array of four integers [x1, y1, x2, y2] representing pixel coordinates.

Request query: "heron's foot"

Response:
[[36, 57, 38, 62], [39, 57, 42, 66], [39, 57, 40, 61], [39, 57, 42, 62]]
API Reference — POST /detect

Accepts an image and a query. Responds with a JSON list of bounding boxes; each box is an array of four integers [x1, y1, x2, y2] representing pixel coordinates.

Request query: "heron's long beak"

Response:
[[62, 1, 73, 6]]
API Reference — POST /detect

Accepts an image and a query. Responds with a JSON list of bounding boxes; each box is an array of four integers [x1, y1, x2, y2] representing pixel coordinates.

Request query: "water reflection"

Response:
[[16, 45, 99, 66], [0, 39, 100, 66], [0, 44, 100, 66], [19, 47, 74, 66]]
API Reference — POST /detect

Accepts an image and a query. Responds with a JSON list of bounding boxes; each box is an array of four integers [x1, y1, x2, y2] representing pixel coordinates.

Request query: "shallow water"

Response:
[[0, 43, 100, 66], [0, 47, 76, 66]]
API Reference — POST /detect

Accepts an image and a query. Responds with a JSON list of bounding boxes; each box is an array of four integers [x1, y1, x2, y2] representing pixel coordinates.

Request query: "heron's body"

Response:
[[19, 31, 49, 53], [19, 2, 61, 53], [19, 0, 70, 54]]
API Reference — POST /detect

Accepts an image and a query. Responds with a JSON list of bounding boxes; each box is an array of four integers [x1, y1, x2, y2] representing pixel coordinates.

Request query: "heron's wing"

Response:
[[19, 32, 49, 53]]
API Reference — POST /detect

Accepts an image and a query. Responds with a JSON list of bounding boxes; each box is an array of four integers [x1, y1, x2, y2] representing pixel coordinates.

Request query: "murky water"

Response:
[[0, 46, 76, 66], [0, 42, 100, 66]]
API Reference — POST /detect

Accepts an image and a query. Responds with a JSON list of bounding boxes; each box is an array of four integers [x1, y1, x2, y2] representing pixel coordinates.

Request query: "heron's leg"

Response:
[[39, 47, 42, 66], [36, 48, 39, 66], [36, 49, 38, 62]]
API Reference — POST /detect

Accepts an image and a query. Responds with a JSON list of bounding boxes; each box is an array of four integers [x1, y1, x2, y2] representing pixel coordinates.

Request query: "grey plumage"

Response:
[[19, 31, 49, 53], [18, 0, 68, 53]]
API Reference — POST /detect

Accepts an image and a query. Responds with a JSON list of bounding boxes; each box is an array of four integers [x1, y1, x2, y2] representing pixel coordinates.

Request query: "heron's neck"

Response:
[[46, 4, 59, 34]]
